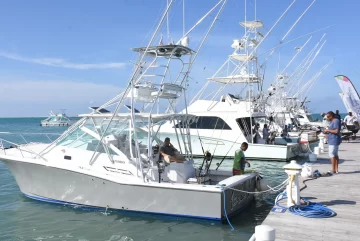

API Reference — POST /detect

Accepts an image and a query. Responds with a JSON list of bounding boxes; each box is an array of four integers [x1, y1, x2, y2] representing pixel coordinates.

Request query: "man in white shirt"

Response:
[[344, 111, 359, 137], [344, 111, 357, 125]]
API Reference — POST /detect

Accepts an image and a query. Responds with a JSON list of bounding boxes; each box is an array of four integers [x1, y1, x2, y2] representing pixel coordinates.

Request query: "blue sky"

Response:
[[0, 0, 359, 117]]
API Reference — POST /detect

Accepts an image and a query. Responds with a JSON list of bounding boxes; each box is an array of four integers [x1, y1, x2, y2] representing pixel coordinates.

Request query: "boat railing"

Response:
[[0, 132, 61, 161]]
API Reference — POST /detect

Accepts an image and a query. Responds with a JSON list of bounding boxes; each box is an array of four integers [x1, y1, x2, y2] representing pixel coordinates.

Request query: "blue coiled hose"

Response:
[[288, 203, 337, 218], [275, 192, 337, 218]]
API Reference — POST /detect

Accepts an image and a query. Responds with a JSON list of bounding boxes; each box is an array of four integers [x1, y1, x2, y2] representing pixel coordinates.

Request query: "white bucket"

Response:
[[314, 147, 320, 155], [301, 163, 314, 177], [309, 153, 317, 162]]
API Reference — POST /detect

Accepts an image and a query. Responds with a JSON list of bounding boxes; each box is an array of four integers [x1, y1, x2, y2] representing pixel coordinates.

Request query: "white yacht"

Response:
[[0, 0, 259, 222], [40, 110, 71, 127], [160, 8, 303, 160], [158, 94, 298, 160]]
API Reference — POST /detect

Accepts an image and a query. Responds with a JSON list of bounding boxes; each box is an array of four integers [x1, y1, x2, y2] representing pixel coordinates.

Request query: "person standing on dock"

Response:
[[323, 111, 342, 174], [334, 110, 341, 120], [233, 142, 250, 175]]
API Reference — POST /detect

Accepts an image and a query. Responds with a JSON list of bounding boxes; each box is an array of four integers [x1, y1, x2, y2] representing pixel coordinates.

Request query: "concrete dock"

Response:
[[262, 141, 360, 241]]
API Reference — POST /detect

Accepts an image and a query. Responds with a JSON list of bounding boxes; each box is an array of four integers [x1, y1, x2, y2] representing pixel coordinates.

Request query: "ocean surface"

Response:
[[0, 117, 315, 241]]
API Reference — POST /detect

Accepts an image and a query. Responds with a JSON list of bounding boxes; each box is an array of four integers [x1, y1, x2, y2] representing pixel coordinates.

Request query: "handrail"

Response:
[[0, 132, 60, 144], [0, 137, 48, 161], [0, 132, 61, 161]]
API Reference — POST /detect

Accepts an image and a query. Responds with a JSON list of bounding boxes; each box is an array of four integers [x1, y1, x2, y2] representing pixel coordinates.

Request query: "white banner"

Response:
[[335, 75, 360, 118]]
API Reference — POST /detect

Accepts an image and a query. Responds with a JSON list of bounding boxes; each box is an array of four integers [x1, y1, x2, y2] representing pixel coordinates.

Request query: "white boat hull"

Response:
[[1, 158, 256, 222]]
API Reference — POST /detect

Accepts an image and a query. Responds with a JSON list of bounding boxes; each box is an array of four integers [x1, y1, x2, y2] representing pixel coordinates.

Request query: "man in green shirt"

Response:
[[233, 142, 250, 175]]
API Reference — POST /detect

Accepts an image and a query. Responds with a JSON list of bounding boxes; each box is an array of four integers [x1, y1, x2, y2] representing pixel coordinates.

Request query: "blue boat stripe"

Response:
[[23, 193, 221, 221]]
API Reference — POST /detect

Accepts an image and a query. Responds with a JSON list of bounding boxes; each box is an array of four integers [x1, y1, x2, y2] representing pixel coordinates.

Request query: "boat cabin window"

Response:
[[236, 117, 268, 132], [306, 115, 314, 122], [174, 116, 231, 130], [236, 117, 254, 133], [290, 117, 300, 127], [297, 115, 304, 118]]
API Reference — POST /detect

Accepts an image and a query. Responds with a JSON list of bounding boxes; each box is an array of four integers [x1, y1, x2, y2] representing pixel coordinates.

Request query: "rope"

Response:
[[220, 178, 288, 230], [222, 178, 289, 194]]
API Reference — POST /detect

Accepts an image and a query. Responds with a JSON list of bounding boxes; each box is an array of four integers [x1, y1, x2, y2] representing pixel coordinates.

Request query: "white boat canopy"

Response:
[[131, 45, 195, 57], [239, 20, 264, 29], [208, 74, 260, 84], [229, 53, 257, 62], [77, 113, 197, 123]]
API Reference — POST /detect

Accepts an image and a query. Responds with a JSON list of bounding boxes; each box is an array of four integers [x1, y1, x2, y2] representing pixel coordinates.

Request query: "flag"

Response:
[[335, 75, 360, 118]]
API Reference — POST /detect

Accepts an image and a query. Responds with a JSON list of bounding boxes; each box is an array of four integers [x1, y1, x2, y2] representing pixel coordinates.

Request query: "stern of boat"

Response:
[[218, 173, 257, 221]]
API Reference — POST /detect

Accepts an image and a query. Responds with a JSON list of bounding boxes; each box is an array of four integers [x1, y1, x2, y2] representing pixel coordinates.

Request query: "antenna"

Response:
[[167, 0, 170, 44], [255, 0, 257, 20], [244, 0, 247, 35], [183, 0, 185, 36]]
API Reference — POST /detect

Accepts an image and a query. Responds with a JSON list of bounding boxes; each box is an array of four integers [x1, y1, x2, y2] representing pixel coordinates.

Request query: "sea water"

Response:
[[0, 118, 298, 241]]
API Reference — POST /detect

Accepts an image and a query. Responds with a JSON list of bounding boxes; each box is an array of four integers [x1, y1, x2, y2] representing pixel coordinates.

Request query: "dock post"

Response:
[[318, 133, 325, 152], [283, 160, 302, 207], [249, 225, 276, 241]]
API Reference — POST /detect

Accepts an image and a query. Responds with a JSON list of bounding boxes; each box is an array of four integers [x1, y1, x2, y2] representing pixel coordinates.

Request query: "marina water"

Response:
[[1, 117, 310, 241]]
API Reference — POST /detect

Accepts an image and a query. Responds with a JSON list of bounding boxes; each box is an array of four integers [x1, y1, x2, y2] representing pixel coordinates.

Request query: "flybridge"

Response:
[[131, 44, 195, 58]]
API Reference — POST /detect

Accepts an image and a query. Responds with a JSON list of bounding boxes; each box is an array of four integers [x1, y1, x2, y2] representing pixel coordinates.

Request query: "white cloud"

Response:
[[0, 52, 126, 70]]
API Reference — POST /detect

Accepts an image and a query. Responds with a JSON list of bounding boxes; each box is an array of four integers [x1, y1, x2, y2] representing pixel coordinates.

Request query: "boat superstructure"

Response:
[[158, 1, 306, 161], [259, 20, 333, 129], [0, 0, 259, 222], [40, 110, 71, 127]]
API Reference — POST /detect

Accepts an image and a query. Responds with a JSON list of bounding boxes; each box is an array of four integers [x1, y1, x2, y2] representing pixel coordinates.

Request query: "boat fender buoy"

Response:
[[256, 177, 270, 191]]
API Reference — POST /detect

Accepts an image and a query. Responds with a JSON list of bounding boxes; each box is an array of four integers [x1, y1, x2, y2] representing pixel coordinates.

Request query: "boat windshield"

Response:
[[57, 117, 150, 159]]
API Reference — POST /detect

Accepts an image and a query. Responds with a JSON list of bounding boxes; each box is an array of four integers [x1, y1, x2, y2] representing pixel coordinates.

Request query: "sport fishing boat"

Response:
[[0, 0, 260, 222], [260, 32, 333, 143], [159, 2, 304, 161], [40, 110, 71, 127]]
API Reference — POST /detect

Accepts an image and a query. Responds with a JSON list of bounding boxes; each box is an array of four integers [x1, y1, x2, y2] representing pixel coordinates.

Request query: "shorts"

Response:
[[232, 168, 244, 175], [328, 145, 339, 158], [164, 153, 184, 163]]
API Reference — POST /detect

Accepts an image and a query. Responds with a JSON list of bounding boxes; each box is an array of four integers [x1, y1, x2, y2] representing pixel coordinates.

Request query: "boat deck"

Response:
[[262, 140, 360, 241]]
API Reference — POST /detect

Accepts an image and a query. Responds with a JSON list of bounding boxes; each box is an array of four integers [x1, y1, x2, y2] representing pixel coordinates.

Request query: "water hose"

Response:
[[220, 186, 234, 230], [288, 202, 337, 218], [275, 192, 337, 218]]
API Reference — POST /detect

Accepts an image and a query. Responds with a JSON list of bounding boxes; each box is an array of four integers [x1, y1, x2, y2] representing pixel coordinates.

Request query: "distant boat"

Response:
[[40, 110, 71, 127]]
